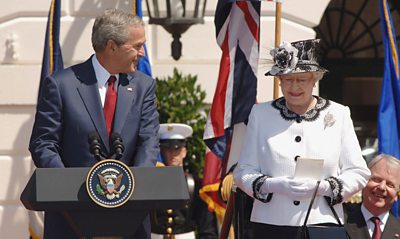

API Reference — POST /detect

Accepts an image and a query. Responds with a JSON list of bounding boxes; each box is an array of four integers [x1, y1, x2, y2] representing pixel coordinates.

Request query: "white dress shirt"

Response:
[[91, 55, 119, 107], [361, 204, 389, 237]]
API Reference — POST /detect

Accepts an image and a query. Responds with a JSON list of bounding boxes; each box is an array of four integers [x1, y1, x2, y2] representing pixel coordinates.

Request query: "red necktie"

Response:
[[104, 76, 117, 136], [371, 217, 382, 239]]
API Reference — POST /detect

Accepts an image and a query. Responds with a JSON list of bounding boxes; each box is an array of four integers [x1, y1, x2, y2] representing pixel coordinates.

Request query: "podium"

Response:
[[21, 166, 190, 237]]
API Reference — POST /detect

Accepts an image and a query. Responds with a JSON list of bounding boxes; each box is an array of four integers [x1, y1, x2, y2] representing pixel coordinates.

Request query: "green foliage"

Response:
[[156, 68, 208, 177], [96, 184, 104, 195]]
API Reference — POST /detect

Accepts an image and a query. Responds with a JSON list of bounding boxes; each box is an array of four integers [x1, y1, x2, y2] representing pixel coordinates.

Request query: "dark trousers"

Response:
[[252, 222, 340, 239], [252, 222, 302, 239]]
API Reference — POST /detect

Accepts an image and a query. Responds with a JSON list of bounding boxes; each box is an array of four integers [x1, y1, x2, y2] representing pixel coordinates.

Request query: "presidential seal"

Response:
[[86, 159, 134, 208]]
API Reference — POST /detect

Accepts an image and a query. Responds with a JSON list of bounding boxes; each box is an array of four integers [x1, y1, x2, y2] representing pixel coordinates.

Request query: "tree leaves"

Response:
[[156, 68, 208, 177]]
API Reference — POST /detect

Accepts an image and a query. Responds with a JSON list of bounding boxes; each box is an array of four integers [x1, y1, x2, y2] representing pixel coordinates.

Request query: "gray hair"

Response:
[[368, 153, 400, 172], [368, 154, 400, 190], [91, 9, 144, 52]]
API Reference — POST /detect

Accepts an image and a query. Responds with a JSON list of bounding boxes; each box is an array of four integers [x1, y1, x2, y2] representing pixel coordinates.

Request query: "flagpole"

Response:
[[273, 2, 282, 99], [218, 186, 235, 239], [132, 0, 136, 16]]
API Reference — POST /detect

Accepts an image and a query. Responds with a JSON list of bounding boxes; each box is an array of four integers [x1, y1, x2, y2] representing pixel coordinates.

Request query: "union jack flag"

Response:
[[201, 0, 285, 216], [203, 0, 261, 160], [201, 0, 264, 217]]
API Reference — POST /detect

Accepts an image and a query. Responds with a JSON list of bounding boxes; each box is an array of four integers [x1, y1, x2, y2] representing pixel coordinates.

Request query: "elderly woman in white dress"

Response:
[[233, 39, 370, 238]]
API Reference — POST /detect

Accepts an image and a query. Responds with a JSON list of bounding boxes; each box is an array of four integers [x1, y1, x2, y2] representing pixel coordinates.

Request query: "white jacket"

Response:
[[233, 97, 370, 226]]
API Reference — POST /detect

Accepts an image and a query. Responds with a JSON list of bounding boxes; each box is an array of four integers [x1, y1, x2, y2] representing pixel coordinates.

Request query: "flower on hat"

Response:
[[269, 42, 299, 75]]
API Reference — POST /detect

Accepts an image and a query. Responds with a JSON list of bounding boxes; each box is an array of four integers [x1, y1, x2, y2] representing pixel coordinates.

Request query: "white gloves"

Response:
[[261, 177, 331, 200], [317, 180, 332, 197]]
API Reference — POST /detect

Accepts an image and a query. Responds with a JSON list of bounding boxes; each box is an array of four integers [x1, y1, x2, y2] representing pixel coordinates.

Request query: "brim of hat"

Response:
[[265, 65, 329, 76], [160, 139, 187, 149]]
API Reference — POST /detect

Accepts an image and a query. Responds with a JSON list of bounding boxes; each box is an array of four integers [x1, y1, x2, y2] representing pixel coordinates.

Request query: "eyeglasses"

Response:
[[280, 77, 314, 87]]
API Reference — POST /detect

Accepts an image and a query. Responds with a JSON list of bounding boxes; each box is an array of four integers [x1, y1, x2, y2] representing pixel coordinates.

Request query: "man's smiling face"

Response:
[[362, 159, 400, 216]]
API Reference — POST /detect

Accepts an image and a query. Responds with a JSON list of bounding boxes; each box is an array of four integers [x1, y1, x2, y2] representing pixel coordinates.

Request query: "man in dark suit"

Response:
[[29, 9, 159, 239], [345, 154, 400, 239]]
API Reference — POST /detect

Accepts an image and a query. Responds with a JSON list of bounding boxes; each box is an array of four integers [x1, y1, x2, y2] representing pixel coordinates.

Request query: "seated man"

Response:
[[151, 123, 218, 239], [345, 154, 400, 239]]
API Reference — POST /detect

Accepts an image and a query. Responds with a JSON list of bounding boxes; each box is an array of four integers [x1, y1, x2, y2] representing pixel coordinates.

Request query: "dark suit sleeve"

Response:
[[132, 77, 159, 166], [29, 76, 65, 168]]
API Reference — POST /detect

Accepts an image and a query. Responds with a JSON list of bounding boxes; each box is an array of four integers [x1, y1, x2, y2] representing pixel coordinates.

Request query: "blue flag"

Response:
[[378, 0, 400, 217], [38, 0, 64, 99], [30, 1, 64, 237], [133, 0, 152, 77]]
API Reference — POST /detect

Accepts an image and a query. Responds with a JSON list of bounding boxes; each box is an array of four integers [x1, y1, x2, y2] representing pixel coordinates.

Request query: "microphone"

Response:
[[110, 132, 125, 160], [88, 131, 102, 161]]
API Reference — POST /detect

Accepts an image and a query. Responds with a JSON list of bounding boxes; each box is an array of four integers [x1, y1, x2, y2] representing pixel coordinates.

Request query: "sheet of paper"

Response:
[[294, 158, 324, 180]]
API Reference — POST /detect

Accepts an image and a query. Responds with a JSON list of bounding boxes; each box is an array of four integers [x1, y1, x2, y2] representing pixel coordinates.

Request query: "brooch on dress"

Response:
[[324, 112, 335, 129]]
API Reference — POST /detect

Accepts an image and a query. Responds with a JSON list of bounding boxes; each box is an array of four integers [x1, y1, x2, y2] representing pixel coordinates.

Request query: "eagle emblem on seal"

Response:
[[96, 168, 126, 200], [87, 159, 134, 208]]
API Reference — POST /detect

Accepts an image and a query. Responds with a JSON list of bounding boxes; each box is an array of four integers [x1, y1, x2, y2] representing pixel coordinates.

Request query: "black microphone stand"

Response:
[[110, 132, 125, 160], [88, 131, 105, 161]]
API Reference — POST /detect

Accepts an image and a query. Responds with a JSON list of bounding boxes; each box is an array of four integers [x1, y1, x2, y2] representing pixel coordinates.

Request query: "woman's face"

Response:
[[279, 72, 317, 112]]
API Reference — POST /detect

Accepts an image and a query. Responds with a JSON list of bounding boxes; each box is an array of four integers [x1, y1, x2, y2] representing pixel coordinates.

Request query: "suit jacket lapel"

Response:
[[345, 203, 371, 239], [346, 219, 371, 239], [113, 73, 135, 134], [382, 214, 400, 239], [75, 57, 110, 152]]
